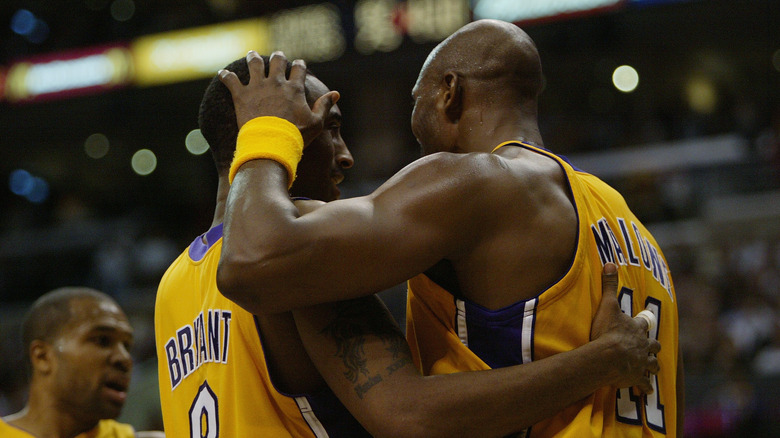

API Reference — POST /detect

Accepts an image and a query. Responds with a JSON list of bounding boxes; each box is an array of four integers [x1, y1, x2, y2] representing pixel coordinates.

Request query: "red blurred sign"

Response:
[[0, 68, 6, 103], [4, 44, 133, 103]]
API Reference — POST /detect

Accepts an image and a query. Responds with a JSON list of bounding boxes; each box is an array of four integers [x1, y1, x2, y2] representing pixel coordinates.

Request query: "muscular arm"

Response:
[[216, 53, 499, 315], [218, 155, 483, 313], [293, 265, 660, 438]]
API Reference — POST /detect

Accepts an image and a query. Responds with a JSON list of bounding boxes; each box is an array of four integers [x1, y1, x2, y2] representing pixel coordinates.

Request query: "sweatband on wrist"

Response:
[[229, 116, 304, 188]]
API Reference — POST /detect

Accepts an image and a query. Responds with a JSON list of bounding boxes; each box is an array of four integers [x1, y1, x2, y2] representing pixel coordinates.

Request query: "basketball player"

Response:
[[217, 19, 683, 438], [1, 288, 162, 438], [156, 54, 658, 437]]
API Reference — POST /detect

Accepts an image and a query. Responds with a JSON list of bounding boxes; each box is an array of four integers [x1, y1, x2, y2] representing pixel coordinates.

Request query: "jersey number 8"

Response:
[[190, 381, 219, 438]]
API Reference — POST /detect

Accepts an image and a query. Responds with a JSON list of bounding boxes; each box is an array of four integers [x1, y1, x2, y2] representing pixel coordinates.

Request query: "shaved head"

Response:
[[419, 19, 543, 101], [410, 19, 546, 153]]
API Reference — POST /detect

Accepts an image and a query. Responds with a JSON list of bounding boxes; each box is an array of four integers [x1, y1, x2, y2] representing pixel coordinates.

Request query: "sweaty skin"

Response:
[[215, 44, 665, 438]]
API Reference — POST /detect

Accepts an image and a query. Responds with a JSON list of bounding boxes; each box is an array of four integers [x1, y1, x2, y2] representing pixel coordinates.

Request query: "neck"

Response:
[[211, 174, 229, 229], [458, 104, 542, 152]]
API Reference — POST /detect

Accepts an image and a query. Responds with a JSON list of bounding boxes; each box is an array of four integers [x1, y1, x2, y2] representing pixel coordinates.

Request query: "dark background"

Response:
[[1, 0, 779, 435]]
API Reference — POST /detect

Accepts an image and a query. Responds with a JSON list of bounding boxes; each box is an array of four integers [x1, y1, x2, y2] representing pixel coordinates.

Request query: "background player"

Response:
[[216, 19, 683, 437], [1, 287, 163, 438]]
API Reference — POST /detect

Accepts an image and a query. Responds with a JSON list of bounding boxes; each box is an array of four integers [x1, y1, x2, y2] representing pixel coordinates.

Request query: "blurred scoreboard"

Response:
[[2, 0, 685, 103], [1, 0, 470, 103], [355, 0, 470, 54]]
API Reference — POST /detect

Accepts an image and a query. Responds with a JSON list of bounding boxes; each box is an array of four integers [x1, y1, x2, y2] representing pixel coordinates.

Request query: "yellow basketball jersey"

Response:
[[155, 224, 368, 437], [407, 141, 680, 437], [0, 418, 135, 438]]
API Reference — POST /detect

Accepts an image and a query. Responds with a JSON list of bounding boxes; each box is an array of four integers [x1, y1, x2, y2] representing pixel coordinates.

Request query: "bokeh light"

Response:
[[9, 169, 50, 203], [110, 0, 135, 22], [84, 133, 110, 159], [10, 9, 36, 35], [131, 149, 157, 175], [26, 177, 50, 203], [612, 65, 639, 93], [185, 129, 210, 155], [685, 76, 717, 114], [9, 169, 34, 196]]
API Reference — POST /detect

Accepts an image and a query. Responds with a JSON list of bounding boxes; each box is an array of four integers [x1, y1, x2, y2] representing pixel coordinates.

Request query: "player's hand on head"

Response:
[[590, 263, 661, 393], [218, 50, 338, 145]]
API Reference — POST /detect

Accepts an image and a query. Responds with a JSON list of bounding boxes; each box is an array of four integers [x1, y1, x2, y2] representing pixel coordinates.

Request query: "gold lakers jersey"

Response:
[[406, 141, 680, 437], [0, 418, 135, 437], [155, 224, 369, 437]]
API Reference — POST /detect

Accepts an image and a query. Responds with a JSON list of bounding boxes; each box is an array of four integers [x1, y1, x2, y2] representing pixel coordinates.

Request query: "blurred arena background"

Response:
[[1, 0, 778, 435]]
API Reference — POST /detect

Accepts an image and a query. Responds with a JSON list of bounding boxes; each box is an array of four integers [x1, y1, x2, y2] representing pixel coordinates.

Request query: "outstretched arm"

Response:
[[293, 263, 660, 438]]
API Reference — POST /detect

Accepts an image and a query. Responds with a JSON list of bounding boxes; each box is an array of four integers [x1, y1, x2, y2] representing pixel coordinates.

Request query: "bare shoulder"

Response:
[[377, 151, 511, 198]]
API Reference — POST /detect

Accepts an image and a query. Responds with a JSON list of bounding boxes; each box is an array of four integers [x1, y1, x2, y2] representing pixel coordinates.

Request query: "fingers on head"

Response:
[[289, 59, 307, 82], [218, 69, 240, 91], [246, 50, 265, 78], [268, 51, 289, 79]]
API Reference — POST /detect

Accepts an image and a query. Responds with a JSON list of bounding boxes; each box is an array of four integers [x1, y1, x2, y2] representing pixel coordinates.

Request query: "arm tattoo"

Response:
[[319, 298, 411, 397]]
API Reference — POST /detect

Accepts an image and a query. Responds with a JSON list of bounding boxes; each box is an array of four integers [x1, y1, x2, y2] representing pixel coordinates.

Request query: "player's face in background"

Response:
[[49, 298, 134, 421], [290, 75, 353, 202]]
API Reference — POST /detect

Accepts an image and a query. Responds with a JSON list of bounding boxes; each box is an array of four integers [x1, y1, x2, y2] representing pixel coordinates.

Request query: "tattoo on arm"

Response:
[[319, 298, 412, 398]]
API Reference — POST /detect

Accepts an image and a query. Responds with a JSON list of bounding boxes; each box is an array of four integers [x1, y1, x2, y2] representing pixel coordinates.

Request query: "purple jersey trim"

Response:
[[461, 298, 537, 368], [445, 141, 581, 369], [188, 223, 224, 262]]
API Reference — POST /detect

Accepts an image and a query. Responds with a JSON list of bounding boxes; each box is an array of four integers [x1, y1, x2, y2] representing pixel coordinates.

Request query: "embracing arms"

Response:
[[293, 263, 660, 438]]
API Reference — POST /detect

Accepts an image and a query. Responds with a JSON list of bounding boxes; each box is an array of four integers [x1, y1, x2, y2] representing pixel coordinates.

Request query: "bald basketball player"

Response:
[[217, 18, 679, 436]]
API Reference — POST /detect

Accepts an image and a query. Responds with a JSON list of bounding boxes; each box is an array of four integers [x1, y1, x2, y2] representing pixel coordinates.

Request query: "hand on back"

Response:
[[591, 263, 661, 393]]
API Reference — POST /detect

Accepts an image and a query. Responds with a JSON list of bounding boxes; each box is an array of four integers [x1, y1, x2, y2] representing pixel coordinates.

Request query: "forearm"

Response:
[[403, 339, 618, 437], [294, 296, 619, 438], [218, 161, 304, 314]]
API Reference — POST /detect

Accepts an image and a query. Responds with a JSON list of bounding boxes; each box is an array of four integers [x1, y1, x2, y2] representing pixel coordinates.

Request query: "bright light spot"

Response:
[[185, 129, 210, 155], [10, 9, 36, 35], [131, 149, 157, 175], [9, 169, 34, 196], [27, 177, 49, 203], [685, 76, 717, 114], [110, 0, 135, 22], [612, 65, 639, 93], [84, 133, 110, 159], [773, 49, 780, 73]]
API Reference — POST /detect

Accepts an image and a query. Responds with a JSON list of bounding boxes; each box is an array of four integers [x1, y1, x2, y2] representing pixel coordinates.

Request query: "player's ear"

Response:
[[442, 71, 462, 123], [30, 340, 55, 375]]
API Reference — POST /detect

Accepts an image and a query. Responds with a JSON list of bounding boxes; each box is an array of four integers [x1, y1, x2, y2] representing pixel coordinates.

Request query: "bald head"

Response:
[[420, 19, 543, 100]]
